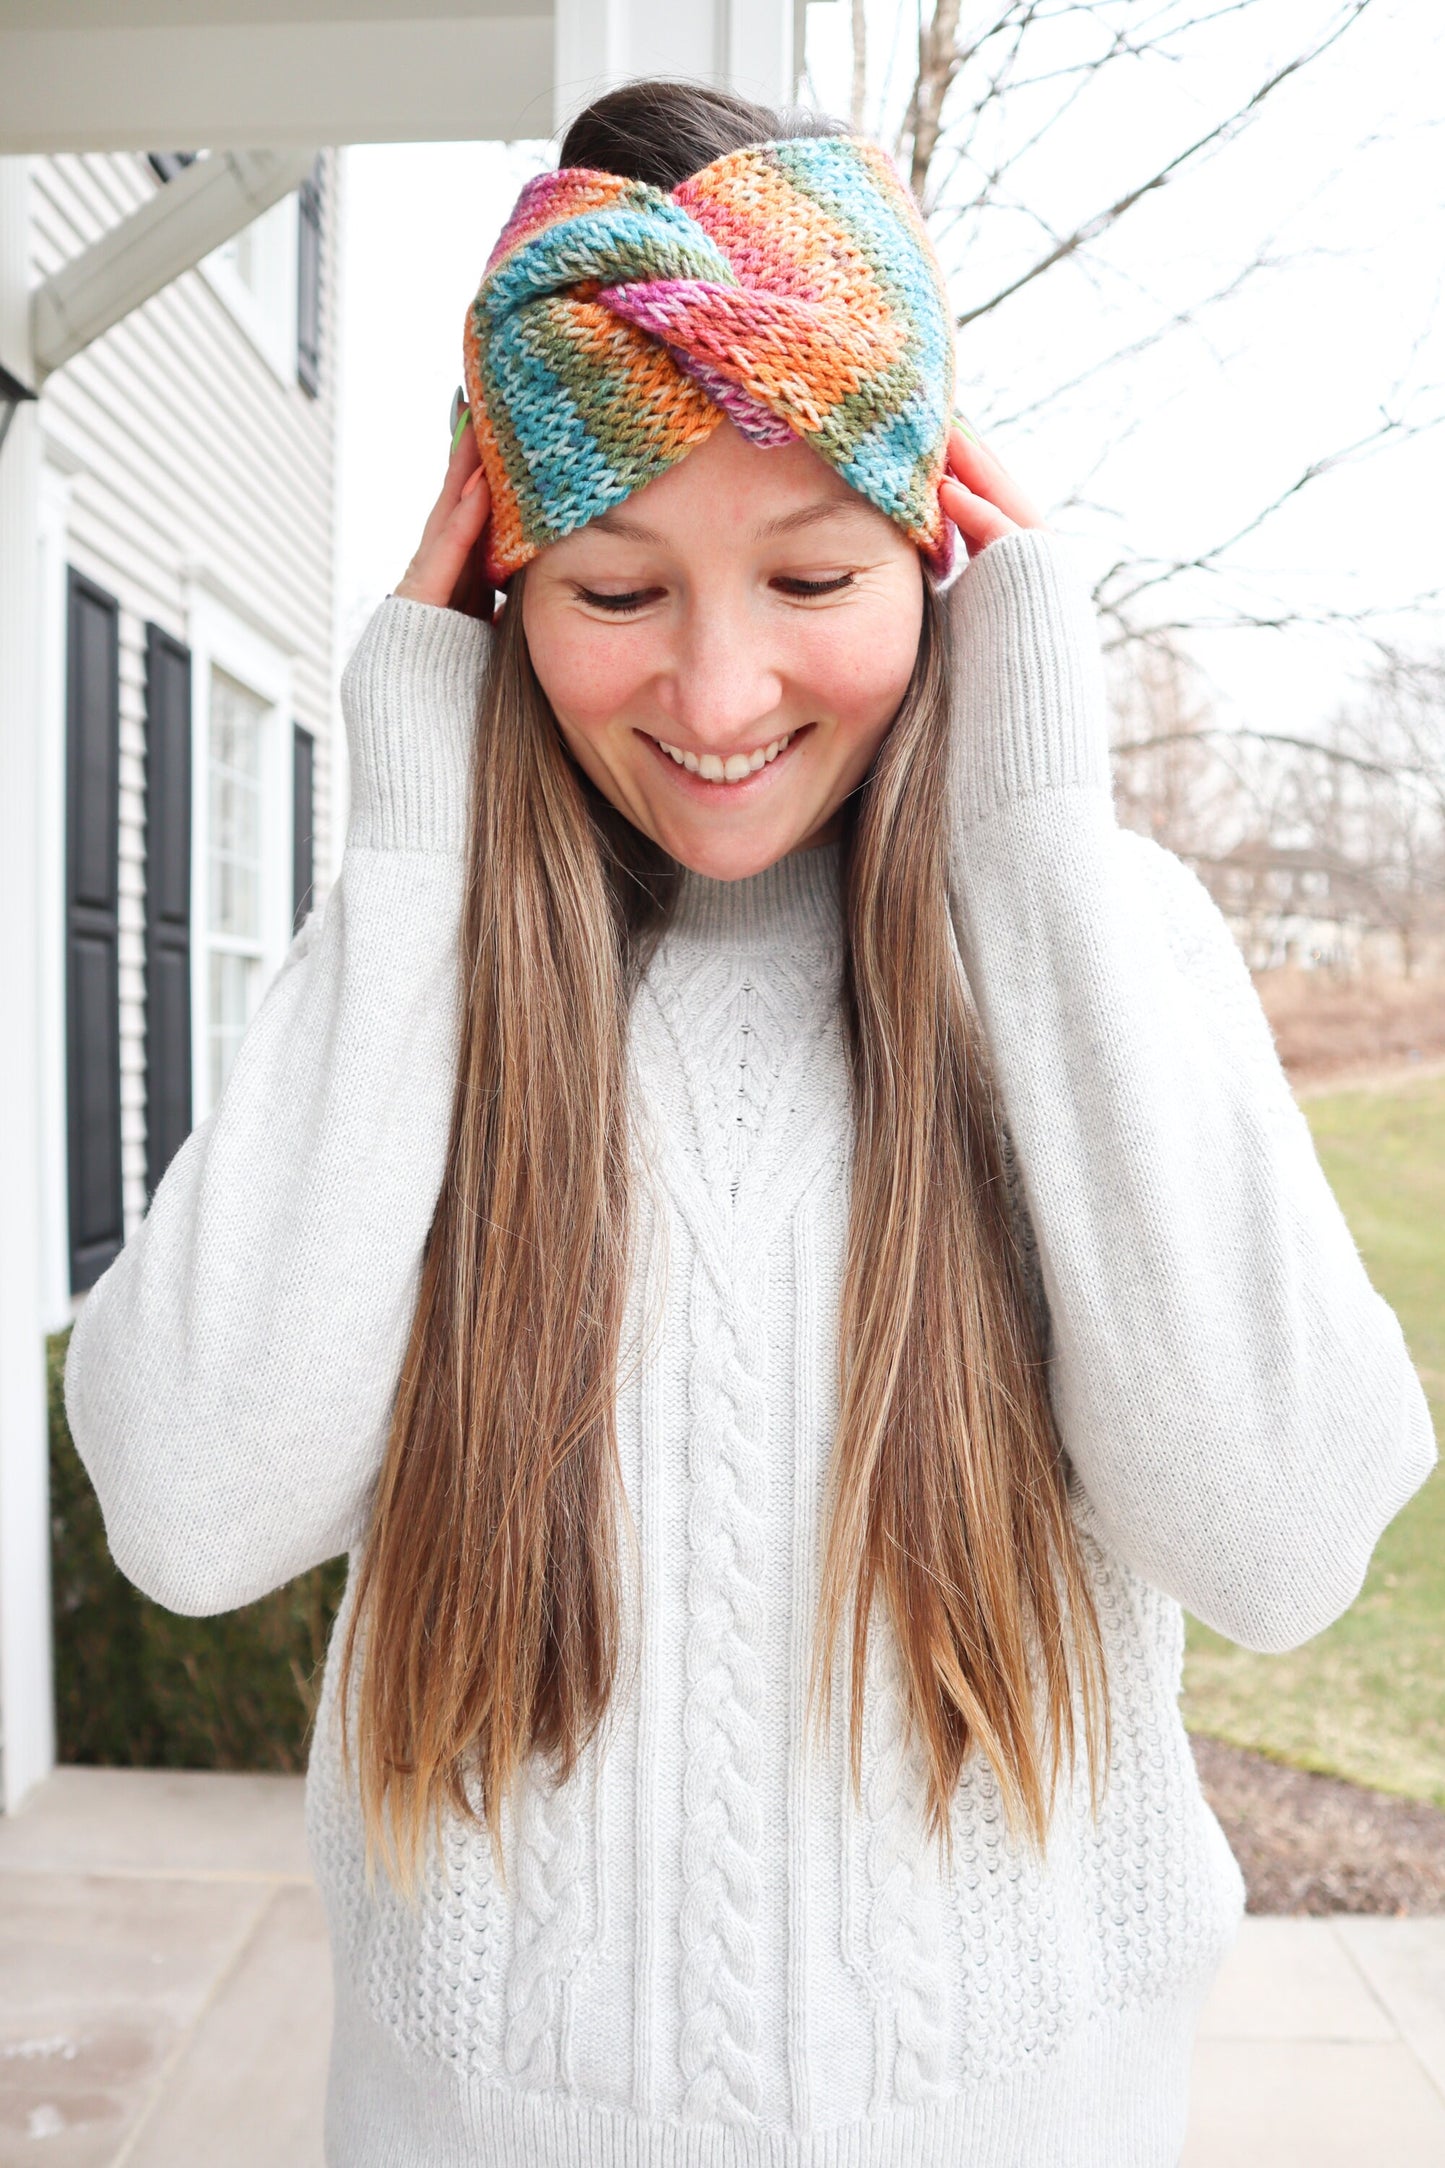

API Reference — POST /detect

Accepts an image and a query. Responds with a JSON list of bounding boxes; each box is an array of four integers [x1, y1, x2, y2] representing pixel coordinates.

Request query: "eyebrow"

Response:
[[590, 497, 876, 546]]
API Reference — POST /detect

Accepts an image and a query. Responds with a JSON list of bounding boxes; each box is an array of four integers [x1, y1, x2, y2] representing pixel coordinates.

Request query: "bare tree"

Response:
[[1112, 642, 1445, 973], [901, 3, 1374, 310], [831, 2, 1444, 970], [836, 1, 1441, 645], [902, 0, 962, 198], [1109, 635, 1231, 859], [850, 0, 870, 130], [1091, 411, 1445, 653]]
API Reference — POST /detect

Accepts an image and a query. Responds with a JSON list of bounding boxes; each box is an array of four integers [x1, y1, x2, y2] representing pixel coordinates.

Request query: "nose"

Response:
[[650, 597, 785, 753]]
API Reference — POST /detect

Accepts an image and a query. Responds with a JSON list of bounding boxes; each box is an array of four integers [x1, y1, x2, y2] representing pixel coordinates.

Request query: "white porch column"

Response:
[[553, 0, 799, 132], [0, 156, 57, 1813]]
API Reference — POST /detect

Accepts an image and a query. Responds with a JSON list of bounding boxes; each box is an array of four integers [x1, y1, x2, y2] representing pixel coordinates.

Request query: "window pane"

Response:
[[208, 949, 258, 1104], [205, 667, 269, 1106], [208, 670, 265, 942]]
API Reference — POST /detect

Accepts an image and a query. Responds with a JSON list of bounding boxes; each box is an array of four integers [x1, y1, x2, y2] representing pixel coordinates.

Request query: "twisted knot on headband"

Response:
[[462, 136, 958, 586]]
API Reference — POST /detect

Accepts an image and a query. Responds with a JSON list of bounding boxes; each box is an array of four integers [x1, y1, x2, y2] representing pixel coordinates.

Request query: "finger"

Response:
[[946, 421, 1012, 478], [945, 425, 1045, 531], [450, 538, 498, 623], [446, 414, 482, 488], [940, 476, 1019, 559], [941, 486, 1015, 558], [436, 462, 491, 573], [410, 417, 483, 559], [445, 467, 495, 617], [395, 464, 492, 608], [945, 425, 1042, 519], [421, 420, 482, 539]]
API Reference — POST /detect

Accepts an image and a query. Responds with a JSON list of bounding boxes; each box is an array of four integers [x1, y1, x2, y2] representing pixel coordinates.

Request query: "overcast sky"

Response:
[[336, 0, 1443, 740]]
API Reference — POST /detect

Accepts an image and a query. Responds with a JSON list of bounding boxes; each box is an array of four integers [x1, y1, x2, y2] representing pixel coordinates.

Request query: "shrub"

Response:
[[48, 1327, 346, 1771]]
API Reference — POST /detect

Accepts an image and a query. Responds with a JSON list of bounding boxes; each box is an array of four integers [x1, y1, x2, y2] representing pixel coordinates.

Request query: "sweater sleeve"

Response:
[[943, 528, 1437, 1655], [63, 595, 487, 1616]]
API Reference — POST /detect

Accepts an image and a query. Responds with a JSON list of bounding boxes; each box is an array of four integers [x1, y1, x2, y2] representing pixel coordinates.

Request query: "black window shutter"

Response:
[[292, 725, 316, 933], [66, 571, 124, 1293], [296, 158, 323, 398], [144, 624, 194, 1198]]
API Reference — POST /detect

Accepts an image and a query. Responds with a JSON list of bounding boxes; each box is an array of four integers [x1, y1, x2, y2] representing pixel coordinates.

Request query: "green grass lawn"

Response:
[[1182, 1069, 1445, 1805]]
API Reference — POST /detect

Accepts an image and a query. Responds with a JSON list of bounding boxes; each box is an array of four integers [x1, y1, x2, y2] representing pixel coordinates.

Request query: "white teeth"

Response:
[[655, 730, 794, 782]]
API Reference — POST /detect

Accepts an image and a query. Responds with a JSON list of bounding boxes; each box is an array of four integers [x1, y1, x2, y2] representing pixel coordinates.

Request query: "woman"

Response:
[[66, 78, 1433, 2168]]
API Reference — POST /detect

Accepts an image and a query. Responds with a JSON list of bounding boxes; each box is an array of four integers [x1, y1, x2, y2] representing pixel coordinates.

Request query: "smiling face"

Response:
[[518, 419, 926, 881]]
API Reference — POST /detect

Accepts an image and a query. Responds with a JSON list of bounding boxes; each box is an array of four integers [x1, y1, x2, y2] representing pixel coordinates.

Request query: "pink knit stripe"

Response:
[[599, 279, 903, 434], [485, 168, 636, 274]]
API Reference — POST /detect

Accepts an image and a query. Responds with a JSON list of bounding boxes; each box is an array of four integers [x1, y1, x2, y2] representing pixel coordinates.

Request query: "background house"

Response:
[[31, 148, 342, 1316]]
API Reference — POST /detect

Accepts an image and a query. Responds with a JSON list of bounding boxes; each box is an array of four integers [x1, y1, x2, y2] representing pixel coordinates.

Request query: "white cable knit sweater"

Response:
[[65, 531, 1436, 2168]]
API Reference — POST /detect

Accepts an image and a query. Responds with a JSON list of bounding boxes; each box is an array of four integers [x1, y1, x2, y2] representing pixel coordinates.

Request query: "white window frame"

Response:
[[200, 189, 300, 389], [185, 591, 294, 1125], [36, 448, 81, 1330]]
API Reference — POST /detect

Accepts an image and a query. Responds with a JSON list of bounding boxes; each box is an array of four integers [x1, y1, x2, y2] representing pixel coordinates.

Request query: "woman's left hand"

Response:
[[939, 424, 1048, 559]]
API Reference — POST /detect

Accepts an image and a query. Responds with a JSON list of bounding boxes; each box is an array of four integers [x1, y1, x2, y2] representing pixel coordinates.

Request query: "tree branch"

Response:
[[909, 0, 966, 198], [1111, 724, 1439, 785], [850, 0, 868, 131], [1094, 407, 1441, 619], [952, 0, 1378, 327]]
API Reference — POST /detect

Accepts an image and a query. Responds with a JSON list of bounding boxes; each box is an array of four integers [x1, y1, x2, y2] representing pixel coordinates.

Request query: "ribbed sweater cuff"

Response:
[[341, 595, 490, 853], [946, 528, 1111, 830]]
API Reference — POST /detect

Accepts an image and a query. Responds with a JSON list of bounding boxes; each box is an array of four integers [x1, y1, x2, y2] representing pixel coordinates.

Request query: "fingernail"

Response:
[[451, 405, 471, 455], [461, 466, 484, 496]]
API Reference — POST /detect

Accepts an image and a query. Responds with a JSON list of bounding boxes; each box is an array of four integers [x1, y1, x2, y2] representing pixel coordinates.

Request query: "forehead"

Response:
[[576, 419, 892, 551]]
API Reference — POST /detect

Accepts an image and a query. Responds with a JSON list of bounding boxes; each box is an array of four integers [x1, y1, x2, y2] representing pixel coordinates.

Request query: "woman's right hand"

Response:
[[393, 411, 494, 619]]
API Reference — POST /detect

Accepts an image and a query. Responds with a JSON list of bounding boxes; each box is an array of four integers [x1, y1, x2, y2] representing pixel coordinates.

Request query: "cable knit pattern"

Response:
[[846, 1629, 949, 2111], [646, 891, 845, 2127], [503, 1753, 593, 2088], [678, 1248, 768, 2123], [66, 534, 1435, 2168]]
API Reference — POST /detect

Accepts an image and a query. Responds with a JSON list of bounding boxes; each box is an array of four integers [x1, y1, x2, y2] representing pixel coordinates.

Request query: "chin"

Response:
[[655, 820, 814, 883]]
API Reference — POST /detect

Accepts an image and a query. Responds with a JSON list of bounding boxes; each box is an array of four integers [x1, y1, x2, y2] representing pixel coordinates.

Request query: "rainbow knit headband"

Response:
[[462, 135, 958, 587]]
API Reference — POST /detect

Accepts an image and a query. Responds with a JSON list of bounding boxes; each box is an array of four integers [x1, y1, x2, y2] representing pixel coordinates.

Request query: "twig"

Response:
[[951, 1, 1379, 327]]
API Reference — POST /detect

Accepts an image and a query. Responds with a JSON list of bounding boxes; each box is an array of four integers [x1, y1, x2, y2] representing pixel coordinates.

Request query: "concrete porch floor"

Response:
[[2, 1770, 1444, 2165]]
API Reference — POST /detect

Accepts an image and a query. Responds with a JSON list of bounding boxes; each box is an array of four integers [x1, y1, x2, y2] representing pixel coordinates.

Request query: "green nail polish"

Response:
[[451, 405, 471, 455]]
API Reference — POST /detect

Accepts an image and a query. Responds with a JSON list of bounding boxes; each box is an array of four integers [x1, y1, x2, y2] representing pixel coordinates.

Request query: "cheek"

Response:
[[791, 606, 920, 734], [522, 609, 652, 738]]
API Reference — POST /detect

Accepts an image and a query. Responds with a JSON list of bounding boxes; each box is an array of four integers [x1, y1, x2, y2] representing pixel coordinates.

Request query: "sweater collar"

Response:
[[666, 838, 844, 954]]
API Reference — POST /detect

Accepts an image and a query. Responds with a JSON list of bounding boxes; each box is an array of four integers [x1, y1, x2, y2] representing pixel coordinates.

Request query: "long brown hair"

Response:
[[340, 81, 1109, 1888]]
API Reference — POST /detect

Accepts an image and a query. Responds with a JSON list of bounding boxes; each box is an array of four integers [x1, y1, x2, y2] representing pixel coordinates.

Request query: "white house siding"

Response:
[[29, 148, 340, 1249]]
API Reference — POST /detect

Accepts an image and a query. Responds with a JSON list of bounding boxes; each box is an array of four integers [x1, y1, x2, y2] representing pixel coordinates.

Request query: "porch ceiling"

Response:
[[0, 3, 555, 153]]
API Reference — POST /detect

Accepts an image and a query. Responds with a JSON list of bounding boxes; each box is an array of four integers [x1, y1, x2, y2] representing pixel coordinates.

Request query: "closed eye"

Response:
[[574, 572, 857, 612], [773, 573, 855, 598], [573, 586, 663, 614]]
